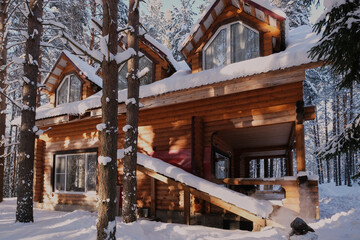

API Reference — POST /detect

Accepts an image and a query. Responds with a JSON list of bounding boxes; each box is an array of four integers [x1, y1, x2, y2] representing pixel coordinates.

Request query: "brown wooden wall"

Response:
[[187, 4, 281, 73], [37, 78, 303, 210]]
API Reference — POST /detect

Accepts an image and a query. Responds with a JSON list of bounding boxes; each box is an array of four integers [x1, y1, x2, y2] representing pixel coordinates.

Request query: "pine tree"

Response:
[[309, 0, 360, 88], [16, 0, 43, 223], [141, 0, 167, 43], [96, 0, 119, 239], [270, 0, 310, 29], [122, 0, 140, 224], [167, 0, 196, 60]]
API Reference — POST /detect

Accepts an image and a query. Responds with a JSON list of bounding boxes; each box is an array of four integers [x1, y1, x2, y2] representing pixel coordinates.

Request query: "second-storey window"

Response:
[[56, 74, 82, 106], [204, 22, 259, 70], [55, 152, 97, 193], [118, 55, 153, 90]]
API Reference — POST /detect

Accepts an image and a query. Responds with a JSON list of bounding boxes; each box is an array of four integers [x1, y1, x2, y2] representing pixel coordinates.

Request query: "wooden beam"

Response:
[[304, 106, 316, 121], [191, 116, 204, 177], [56, 65, 65, 71], [151, 178, 156, 217], [239, 145, 287, 153], [296, 124, 305, 172], [219, 177, 297, 186], [136, 165, 266, 228], [188, 187, 266, 226], [184, 186, 190, 225]]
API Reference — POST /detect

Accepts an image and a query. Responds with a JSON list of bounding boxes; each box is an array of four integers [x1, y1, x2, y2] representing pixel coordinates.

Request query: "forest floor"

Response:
[[0, 183, 359, 240]]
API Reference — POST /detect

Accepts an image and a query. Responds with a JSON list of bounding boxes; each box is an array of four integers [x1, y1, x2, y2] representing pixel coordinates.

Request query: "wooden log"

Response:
[[296, 124, 305, 172], [184, 186, 190, 225]]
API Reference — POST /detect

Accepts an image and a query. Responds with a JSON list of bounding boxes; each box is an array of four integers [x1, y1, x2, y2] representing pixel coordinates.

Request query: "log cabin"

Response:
[[33, 0, 321, 231]]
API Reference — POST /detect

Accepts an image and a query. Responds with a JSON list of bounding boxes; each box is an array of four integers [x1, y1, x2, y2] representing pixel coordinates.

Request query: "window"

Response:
[[56, 74, 82, 105], [118, 55, 153, 90], [214, 151, 230, 179], [203, 22, 259, 70], [54, 152, 97, 193]]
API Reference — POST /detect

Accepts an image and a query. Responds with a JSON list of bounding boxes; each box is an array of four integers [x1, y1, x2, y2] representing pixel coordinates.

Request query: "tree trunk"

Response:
[[89, 0, 96, 65], [336, 94, 342, 185], [96, 0, 118, 239], [332, 97, 338, 185], [0, 0, 8, 203], [16, 0, 43, 223], [324, 99, 331, 183], [122, 0, 140, 223]]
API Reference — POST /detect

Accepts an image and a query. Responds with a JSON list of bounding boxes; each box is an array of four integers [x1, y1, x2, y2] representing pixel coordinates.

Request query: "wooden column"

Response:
[[264, 159, 269, 178], [184, 186, 190, 225], [286, 150, 294, 176], [150, 178, 156, 217], [296, 100, 306, 173], [191, 116, 204, 177], [296, 124, 306, 172]]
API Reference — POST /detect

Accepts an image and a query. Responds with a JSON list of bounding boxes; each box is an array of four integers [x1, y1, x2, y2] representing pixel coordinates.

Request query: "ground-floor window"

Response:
[[54, 152, 97, 193], [212, 148, 231, 179]]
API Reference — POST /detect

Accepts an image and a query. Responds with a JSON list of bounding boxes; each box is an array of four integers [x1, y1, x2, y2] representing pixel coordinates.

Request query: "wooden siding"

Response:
[[37, 79, 303, 210]]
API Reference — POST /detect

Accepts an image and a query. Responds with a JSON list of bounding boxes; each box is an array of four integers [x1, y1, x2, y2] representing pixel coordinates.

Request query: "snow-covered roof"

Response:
[[43, 50, 102, 91], [117, 149, 273, 218], [36, 26, 320, 121], [179, 0, 286, 53], [143, 34, 190, 72]]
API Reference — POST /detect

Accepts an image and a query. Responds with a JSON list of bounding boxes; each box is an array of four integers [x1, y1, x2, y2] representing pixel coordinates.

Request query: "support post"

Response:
[[296, 124, 306, 172], [184, 186, 190, 225], [150, 178, 156, 217]]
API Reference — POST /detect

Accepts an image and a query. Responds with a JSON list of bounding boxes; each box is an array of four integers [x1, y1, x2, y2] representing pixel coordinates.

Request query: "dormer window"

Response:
[[203, 22, 259, 70], [118, 55, 153, 90], [56, 74, 82, 106]]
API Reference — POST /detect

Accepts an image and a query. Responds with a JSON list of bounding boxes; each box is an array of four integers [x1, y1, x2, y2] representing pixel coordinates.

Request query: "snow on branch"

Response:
[[91, 18, 103, 33], [60, 32, 102, 64], [0, 88, 23, 110], [317, 113, 360, 160], [136, 67, 149, 79], [115, 48, 136, 65]]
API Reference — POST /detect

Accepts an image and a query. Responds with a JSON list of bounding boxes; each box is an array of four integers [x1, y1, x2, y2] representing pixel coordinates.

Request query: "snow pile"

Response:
[[1, 184, 360, 239], [36, 25, 321, 121], [117, 149, 273, 218]]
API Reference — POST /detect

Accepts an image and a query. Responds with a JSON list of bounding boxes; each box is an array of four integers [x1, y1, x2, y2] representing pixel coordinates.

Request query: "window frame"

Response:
[[211, 146, 232, 180], [118, 54, 154, 90], [53, 151, 97, 194], [202, 21, 260, 70], [55, 73, 83, 106]]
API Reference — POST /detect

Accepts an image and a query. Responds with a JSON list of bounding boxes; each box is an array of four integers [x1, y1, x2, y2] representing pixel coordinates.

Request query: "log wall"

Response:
[[37, 75, 304, 211]]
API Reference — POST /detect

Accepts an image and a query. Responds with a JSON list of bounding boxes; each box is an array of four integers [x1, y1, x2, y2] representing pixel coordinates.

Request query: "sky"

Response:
[[139, 0, 325, 24]]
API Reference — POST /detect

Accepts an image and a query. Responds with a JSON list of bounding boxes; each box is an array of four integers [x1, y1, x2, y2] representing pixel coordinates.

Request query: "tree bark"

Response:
[[89, 0, 96, 65], [0, 0, 8, 203], [96, 0, 118, 239], [122, 0, 140, 223], [16, 0, 43, 223], [324, 99, 331, 183]]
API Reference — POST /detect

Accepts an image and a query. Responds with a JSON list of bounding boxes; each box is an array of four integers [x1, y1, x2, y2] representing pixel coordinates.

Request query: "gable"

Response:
[[180, 0, 286, 65]]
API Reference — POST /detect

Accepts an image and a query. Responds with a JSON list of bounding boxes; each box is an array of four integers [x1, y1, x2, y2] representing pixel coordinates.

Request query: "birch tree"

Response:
[[16, 0, 43, 223]]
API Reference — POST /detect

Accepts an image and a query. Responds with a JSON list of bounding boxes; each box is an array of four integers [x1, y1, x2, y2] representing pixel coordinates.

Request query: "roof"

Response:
[[179, 0, 286, 53], [36, 26, 320, 121], [43, 50, 103, 91]]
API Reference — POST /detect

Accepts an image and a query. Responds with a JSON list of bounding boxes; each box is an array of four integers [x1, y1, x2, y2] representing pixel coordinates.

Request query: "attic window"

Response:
[[118, 55, 153, 90], [56, 74, 82, 106], [203, 22, 259, 70]]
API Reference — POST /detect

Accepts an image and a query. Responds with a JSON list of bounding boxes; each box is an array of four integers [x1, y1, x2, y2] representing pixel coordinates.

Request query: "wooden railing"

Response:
[[137, 165, 268, 230]]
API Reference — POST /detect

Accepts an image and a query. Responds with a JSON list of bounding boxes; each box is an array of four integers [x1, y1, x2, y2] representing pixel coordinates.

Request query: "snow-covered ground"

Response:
[[0, 183, 359, 240]]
